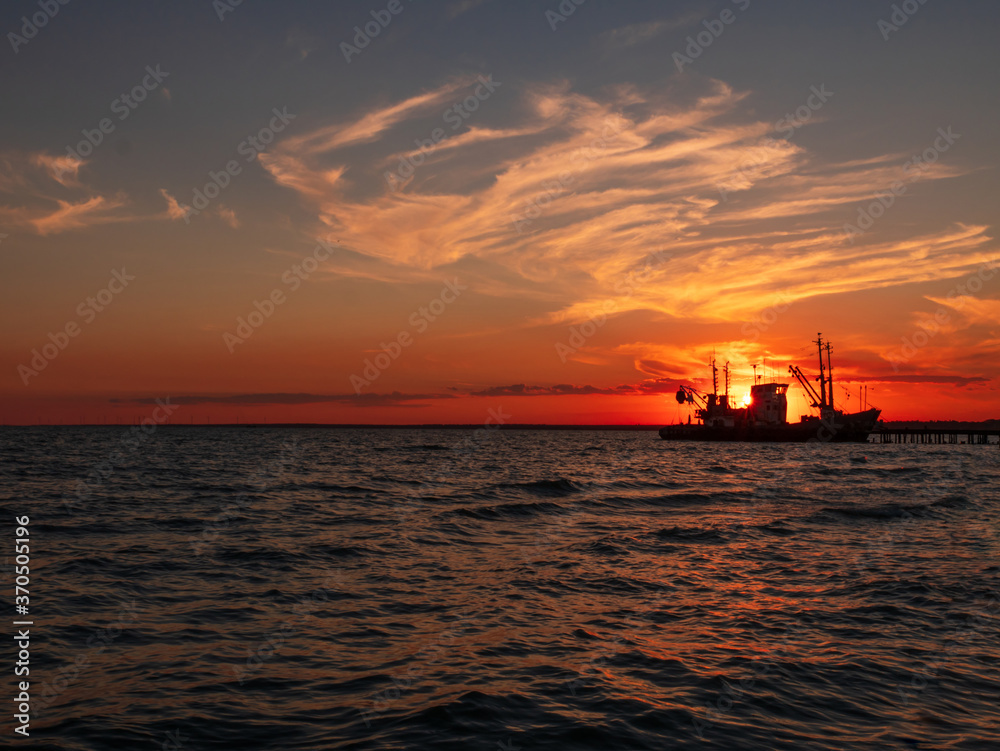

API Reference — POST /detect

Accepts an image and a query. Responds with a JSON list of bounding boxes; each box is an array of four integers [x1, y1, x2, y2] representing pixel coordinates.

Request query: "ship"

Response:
[[659, 334, 881, 443]]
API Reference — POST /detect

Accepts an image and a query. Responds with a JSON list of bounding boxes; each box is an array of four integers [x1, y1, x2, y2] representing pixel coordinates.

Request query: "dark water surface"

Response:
[[2, 427, 999, 750]]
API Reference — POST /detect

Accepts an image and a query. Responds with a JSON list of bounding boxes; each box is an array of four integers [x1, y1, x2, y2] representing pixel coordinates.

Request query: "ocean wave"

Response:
[[447, 500, 567, 520], [497, 478, 583, 496]]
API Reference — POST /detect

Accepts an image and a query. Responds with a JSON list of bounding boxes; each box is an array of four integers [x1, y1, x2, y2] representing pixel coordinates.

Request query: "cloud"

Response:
[[635, 359, 689, 378], [159, 188, 191, 221], [850, 375, 990, 386], [30, 152, 84, 187], [159, 190, 239, 228], [29, 196, 129, 235], [279, 81, 471, 154], [216, 204, 240, 229], [469, 378, 682, 397], [471, 383, 621, 397], [0, 151, 149, 235], [925, 295, 1000, 327], [254, 76, 996, 334], [600, 14, 705, 50]]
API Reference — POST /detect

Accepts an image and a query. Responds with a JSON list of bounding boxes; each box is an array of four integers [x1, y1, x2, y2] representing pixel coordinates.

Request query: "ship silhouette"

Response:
[[659, 334, 881, 443]]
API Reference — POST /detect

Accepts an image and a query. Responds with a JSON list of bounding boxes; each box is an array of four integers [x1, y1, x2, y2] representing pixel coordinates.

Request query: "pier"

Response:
[[870, 428, 1000, 445]]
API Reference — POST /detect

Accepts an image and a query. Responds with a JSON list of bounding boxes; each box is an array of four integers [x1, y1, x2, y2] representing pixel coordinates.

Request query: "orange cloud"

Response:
[[29, 196, 128, 235], [0, 151, 142, 235], [253, 78, 996, 342]]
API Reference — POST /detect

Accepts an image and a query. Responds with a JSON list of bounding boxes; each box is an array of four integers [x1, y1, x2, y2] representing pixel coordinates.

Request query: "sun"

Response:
[[741, 392, 752, 407]]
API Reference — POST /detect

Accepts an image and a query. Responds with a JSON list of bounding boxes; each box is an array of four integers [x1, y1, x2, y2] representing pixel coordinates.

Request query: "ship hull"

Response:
[[659, 409, 881, 443]]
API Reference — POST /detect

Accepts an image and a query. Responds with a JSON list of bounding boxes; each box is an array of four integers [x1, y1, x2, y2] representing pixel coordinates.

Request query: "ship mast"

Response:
[[711, 355, 719, 396], [825, 341, 834, 411], [815, 333, 828, 409]]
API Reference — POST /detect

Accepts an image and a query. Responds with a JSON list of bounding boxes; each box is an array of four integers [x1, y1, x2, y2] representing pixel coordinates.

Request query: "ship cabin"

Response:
[[697, 393, 737, 427], [747, 382, 789, 426]]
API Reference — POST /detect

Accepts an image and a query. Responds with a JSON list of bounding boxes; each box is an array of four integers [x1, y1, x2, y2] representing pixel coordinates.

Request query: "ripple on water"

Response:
[[2, 429, 998, 751]]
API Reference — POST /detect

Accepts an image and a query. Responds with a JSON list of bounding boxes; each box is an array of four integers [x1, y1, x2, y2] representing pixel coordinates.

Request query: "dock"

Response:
[[870, 428, 1000, 445]]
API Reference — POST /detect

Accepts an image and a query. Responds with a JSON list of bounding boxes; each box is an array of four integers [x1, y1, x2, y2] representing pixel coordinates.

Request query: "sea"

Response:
[[2, 426, 999, 750]]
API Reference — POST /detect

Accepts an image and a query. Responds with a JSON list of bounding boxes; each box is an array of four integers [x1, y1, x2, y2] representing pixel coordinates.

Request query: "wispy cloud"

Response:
[[216, 204, 240, 229], [471, 383, 626, 397], [159, 188, 190, 221], [255, 76, 996, 340], [470, 379, 682, 397], [29, 196, 129, 235], [851, 375, 990, 385], [925, 295, 1000, 327], [30, 152, 85, 188], [159, 190, 240, 228], [600, 13, 705, 50], [0, 151, 145, 235], [280, 82, 471, 154]]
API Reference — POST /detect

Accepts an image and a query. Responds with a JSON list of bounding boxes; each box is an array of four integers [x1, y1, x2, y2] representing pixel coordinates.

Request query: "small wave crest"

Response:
[[498, 478, 583, 496]]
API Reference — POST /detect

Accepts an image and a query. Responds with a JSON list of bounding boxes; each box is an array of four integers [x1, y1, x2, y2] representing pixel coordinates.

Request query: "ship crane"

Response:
[[788, 365, 824, 408], [787, 334, 837, 412], [675, 384, 708, 409]]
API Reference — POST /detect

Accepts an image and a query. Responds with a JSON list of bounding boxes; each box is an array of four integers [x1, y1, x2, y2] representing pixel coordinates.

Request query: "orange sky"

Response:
[[2, 3, 999, 425]]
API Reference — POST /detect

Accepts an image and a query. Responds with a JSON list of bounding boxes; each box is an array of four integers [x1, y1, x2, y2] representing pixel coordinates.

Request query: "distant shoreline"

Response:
[[4, 421, 999, 430]]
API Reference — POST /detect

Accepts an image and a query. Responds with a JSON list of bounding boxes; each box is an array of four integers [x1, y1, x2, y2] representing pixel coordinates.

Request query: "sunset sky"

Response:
[[2, 0, 999, 424]]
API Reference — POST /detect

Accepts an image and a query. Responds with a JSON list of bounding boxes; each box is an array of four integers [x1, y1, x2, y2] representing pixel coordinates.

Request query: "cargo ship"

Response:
[[659, 335, 881, 443]]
